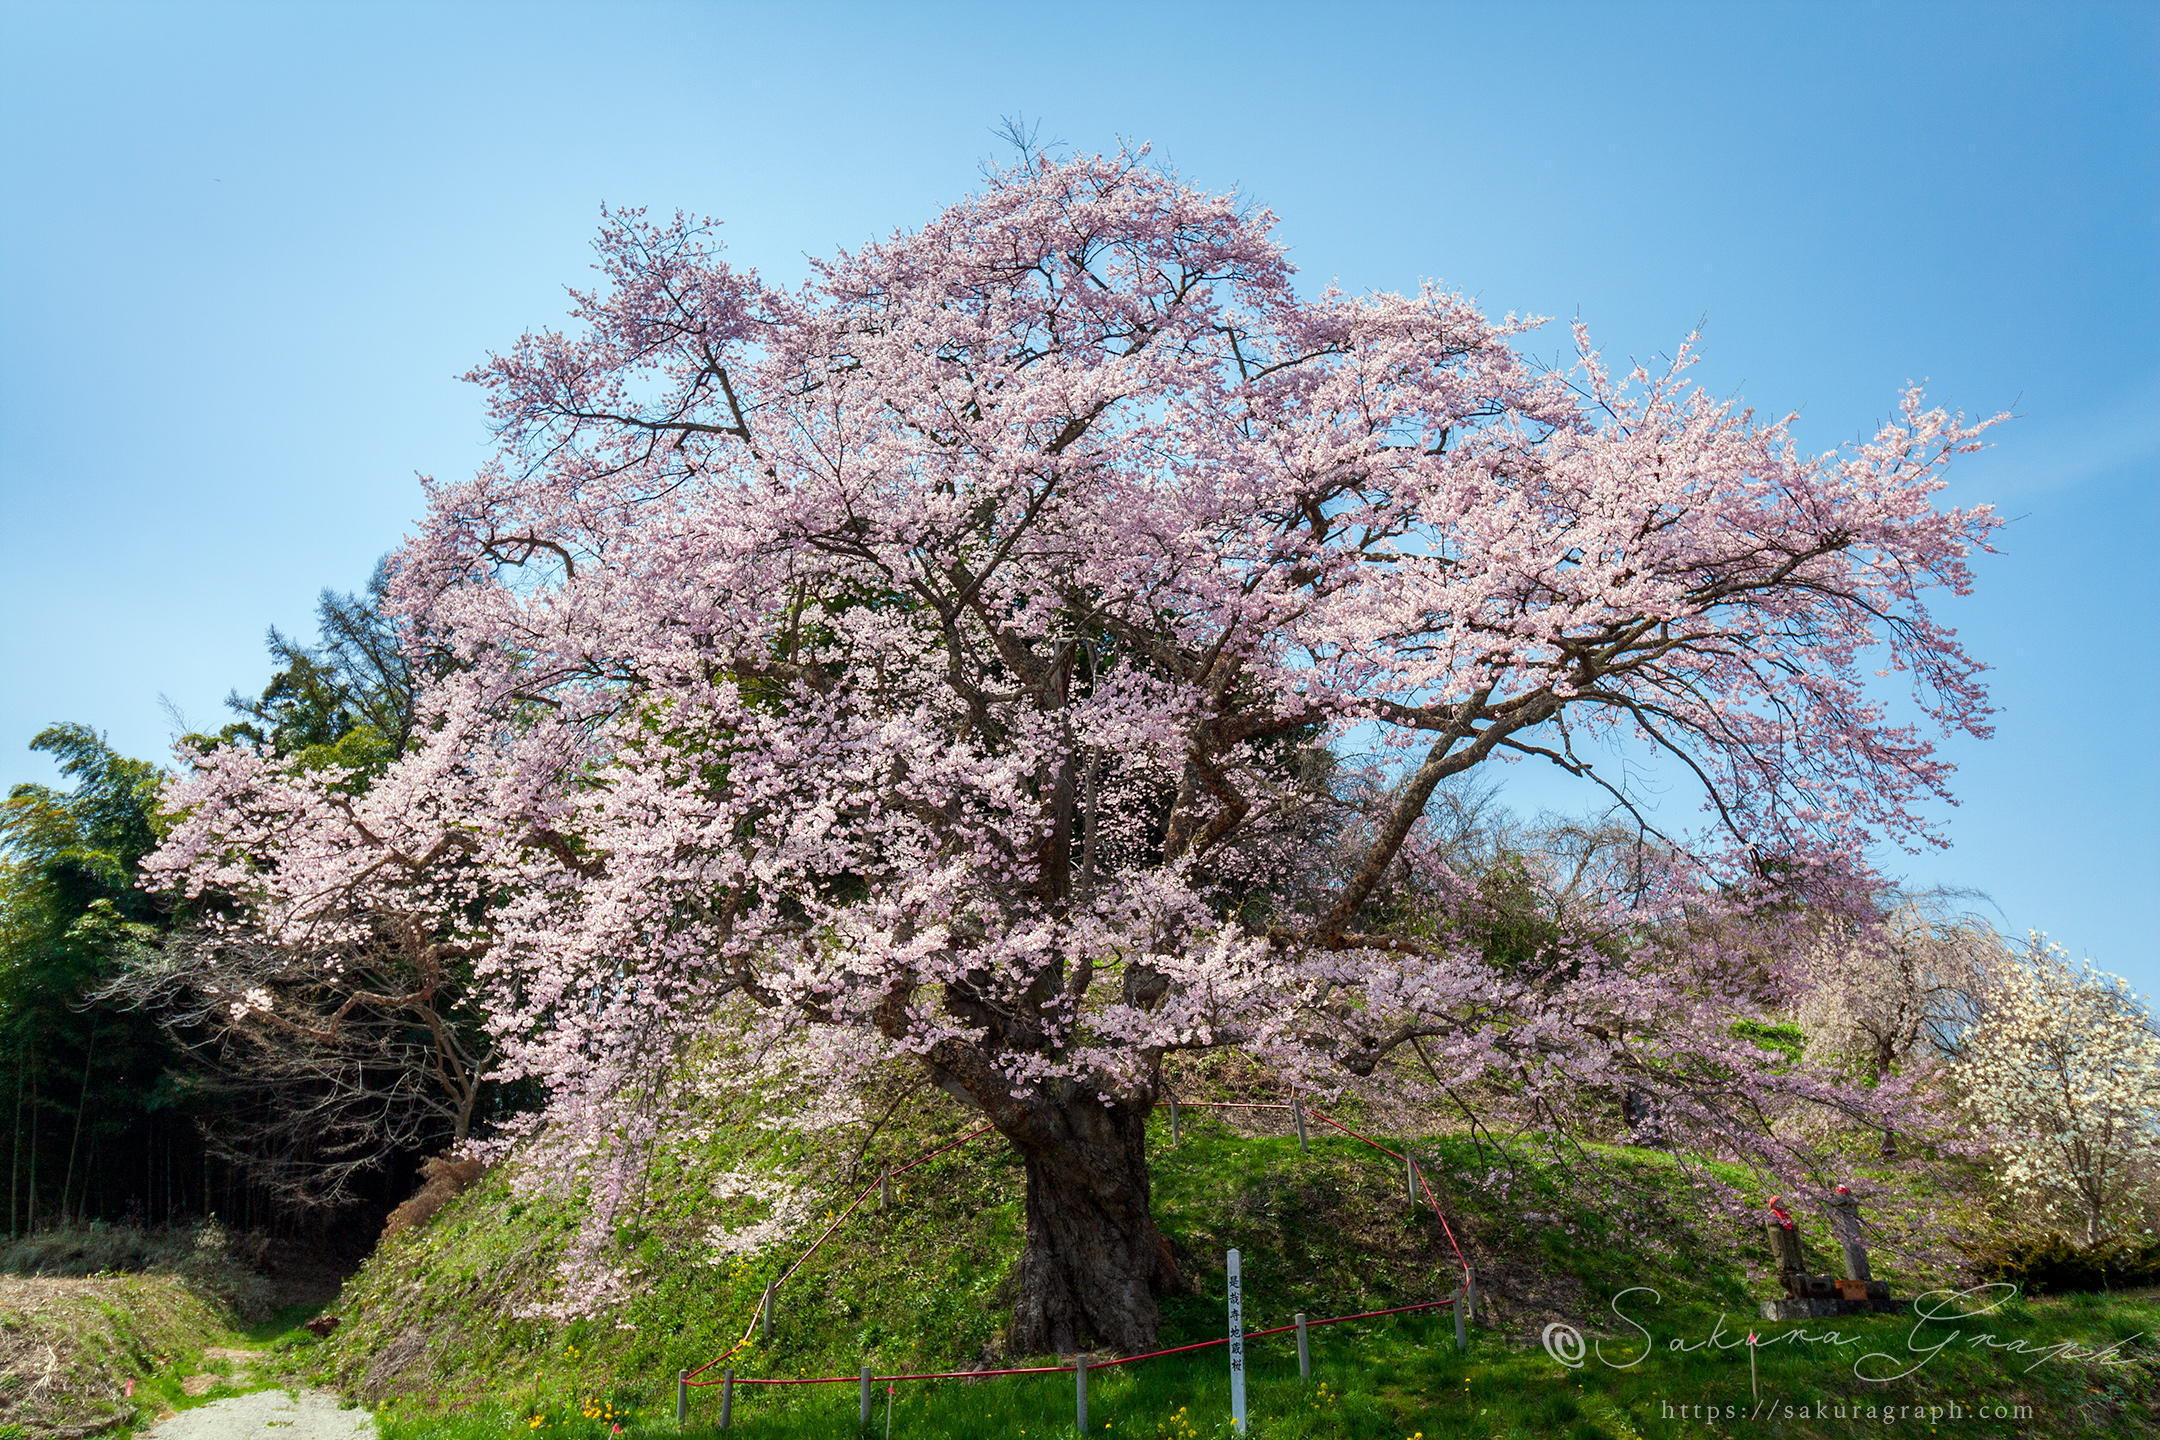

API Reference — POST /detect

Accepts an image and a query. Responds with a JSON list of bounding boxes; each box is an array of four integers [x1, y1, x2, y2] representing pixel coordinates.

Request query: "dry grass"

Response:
[[0, 1273, 230, 1437], [380, 1155, 488, 1243]]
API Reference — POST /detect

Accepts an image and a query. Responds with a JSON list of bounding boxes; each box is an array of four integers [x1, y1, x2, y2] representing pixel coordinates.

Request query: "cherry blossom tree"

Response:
[[98, 918, 494, 1209], [1799, 897, 1997, 1083], [147, 149, 2002, 1350], [1794, 892, 2002, 1157]]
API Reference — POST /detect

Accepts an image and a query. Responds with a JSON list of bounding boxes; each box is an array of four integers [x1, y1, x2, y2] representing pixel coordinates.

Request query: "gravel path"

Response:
[[137, 1386, 377, 1439]]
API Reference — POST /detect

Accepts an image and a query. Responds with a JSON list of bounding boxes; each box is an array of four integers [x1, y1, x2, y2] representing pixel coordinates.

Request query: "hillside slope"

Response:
[[0, 1275, 236, 1438], [304, 1086, 2009, 1429], [278, 1069, 2160, 1437]]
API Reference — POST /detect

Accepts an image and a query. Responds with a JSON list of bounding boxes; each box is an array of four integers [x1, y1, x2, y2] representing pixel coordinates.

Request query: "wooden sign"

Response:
[[1227, 1248, 1247, 1433]]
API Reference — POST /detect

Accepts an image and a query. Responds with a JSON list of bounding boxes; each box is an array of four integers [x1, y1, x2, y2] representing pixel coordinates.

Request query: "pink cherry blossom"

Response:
[[147, 148, 2001, 1349]]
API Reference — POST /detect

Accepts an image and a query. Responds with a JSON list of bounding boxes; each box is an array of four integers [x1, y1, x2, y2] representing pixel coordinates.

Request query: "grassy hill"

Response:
[[299, 1088, 2159, 1440], [0, 1264, 338, 1439]]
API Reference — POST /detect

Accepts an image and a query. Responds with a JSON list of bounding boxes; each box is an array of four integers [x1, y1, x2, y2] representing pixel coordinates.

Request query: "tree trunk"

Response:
[[1621, 1087, 1663, 1147], [9, 1046, 21, 1240], [25, 1063, 36, 1232], [59, 1019, 96, 1225], [1003, 1097, 1177, 1355]]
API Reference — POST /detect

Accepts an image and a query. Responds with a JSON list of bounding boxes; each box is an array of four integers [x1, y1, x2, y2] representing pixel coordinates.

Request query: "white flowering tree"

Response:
[[1955, 939, 2160, 1245]]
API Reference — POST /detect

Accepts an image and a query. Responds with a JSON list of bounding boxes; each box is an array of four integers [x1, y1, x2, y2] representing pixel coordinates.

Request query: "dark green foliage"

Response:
[[3, 561, 431, 1242], [1454, 851, 1572, 973], [1968, 1232, 2160, 1295], [0, 724, 196, 1236], [202, 558, 417, 778]]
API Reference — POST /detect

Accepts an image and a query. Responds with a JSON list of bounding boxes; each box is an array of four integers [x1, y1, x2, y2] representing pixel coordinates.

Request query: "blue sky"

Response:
[[3, 2, 2154, 986]]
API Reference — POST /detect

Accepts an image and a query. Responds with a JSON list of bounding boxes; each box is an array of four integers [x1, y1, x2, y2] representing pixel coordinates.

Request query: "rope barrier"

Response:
[[1297, 1106, 1473, 1283], [683, 1096, 1473, 1391], [685, 1124, 997, 1382], [1086, 1296, 1459, 1371], [712, 1296, 1462, 1386]]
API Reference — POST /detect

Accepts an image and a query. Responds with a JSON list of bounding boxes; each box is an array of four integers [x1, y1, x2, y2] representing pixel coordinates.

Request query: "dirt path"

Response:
[[137, 1385, 377, 1439], [133, 1346, 376, 1439]]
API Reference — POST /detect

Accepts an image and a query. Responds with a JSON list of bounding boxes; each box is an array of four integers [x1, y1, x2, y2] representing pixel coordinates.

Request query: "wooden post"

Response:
[[1227, 1249, 1248, 1433], [1405, 1151, 1418, 1202], [880, 1171, 892, 1209], [720, 1369, 733, 1430], [1170, 1099, 1180, 1145], [760, 1283, 775, 1341], [1453, 1286, 1467, 1351], [859, 1363, 872, 1425], [675, 1370, 687, 1427], [1075, 1351, 1089, 1432], [1293, 1100, 1309, 1153], [1295, 1311, 1309, 1380]]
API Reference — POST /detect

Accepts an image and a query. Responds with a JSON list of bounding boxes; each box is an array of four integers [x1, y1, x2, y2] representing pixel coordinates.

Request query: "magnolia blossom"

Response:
[[1954, 938, 2160, 1245]]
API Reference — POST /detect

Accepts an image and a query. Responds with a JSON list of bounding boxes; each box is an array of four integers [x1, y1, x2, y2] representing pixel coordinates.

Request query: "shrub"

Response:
[[1967, 1231, 2160, 1294]]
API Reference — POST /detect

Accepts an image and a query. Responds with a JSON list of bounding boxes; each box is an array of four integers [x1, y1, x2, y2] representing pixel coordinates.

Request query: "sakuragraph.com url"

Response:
[[1650, 1396, 2033, 1425]]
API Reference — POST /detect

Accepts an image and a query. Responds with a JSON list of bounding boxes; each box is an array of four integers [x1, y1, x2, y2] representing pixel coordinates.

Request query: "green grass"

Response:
[[313, 1095, 2160, 1439], [110, 1301, 342, 1435], [0, 1273, 337, 1438], [367, 1294, 2160, 1440]]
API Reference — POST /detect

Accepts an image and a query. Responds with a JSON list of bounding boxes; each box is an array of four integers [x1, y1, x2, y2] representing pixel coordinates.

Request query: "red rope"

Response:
[[684, 1098, 1475, 1387], [1298, 1107, 1472, 1283], [699, 1298, 1462, 1386], [1088, 1296, 1458, 1370], [724, 1363, 1072, 1386], [684, 1124, 996, 1381]]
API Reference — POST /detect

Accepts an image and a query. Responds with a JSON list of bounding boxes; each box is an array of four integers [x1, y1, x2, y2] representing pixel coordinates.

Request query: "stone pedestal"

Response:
[[1766, 1219, 1806, 1277], [1758, 1291, 1906, 1320]]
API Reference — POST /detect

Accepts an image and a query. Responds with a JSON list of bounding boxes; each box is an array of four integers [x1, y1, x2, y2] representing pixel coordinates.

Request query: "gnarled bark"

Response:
[[1001, 1095, 1177, 1354]]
